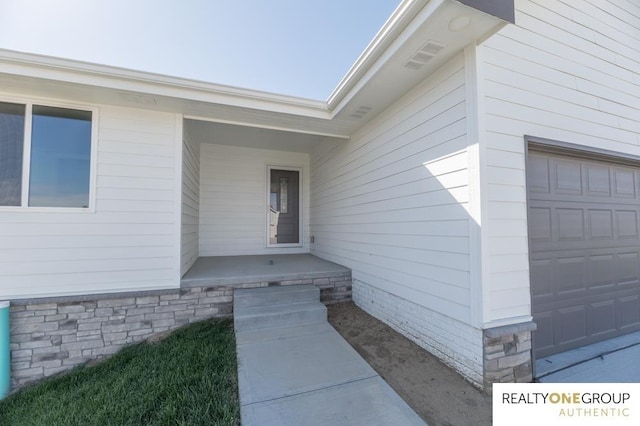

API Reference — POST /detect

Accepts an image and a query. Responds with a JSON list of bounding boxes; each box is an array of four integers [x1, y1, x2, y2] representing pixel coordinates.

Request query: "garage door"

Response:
[[528, 148, 640, 358]]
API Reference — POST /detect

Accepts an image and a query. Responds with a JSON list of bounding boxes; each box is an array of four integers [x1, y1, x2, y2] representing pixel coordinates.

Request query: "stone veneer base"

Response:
[[8, 273, 351, 391], [483, 321, 537, 392], [352, 279, 485, 387]]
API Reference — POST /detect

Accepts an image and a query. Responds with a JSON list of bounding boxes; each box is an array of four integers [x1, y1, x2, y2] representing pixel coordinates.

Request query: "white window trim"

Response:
[[266, 164, 303, 248], [0, 95, 98, 213]]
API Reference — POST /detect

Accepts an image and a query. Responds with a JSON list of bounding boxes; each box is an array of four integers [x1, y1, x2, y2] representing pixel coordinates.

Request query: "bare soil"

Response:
[[327, 302, 492, 426]]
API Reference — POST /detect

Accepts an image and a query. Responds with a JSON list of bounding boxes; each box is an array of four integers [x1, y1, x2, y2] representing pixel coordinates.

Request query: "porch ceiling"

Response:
[[0, 0, 511, 139], [185, 119, 330, 154]]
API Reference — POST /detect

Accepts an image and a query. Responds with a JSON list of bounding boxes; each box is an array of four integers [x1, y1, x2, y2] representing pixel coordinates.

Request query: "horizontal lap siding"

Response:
[[199, 144, 309, 256], [482, 0, 640, 322], [181, 129, 199, 275], [311, 53, 473, 322], [0, 105, 179, 298]]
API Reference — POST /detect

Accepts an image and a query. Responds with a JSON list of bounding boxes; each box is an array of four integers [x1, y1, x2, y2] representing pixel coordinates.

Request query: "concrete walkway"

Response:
[[234, 285, 426, 426]]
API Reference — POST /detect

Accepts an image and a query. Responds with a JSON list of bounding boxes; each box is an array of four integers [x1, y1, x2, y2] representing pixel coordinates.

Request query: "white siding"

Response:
[[311, 53, 482, 379], [181, 128, 200, 275], [354, 280, 483, 386], [311, 53, 472, 321], [199, 143, 310, 256], [480, 0, 640, 323], [0, 104, 180, 299]]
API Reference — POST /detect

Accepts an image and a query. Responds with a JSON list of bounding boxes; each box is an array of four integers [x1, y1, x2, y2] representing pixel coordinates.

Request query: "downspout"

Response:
[[0, 301, 9, 399]]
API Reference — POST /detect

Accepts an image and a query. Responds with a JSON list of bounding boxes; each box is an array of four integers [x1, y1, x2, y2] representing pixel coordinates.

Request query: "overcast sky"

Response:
[[0, 0, 400, 100]]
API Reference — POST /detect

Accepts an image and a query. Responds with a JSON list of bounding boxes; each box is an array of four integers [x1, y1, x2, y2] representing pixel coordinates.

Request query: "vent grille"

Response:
[[118, 92, 158, 105], [403, 41, 445, 70], [350, 105, 372, 119]]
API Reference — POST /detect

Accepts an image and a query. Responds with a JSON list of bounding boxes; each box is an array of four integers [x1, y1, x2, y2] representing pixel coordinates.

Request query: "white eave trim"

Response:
[[183, 114, 351, 140], [0, 49, 330, 118], [326, 0, 432, 111]]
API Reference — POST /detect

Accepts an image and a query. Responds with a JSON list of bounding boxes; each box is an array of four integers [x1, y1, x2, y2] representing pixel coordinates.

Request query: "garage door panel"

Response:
[[556, 306, 587, 347], [533, 240, 640, 253], [555, 160, 582, 195], [529, 207, 552, 241], [587, 255, 614, 289], [529, 150, 640, 358], [616, 252, 639, 286], [585, 165, 611, 196], [587, 210, 613, 240], [557, 209, 585, 241], [531, 259, 553, 297], [618, 295, 640, 330], [612, 168, 636, 198], [533, 312, 555, 354], [589, 300, 616, 338], [615, 210, 638, 238], [528, 154, 551, 193], [556, 257, 585, 293]]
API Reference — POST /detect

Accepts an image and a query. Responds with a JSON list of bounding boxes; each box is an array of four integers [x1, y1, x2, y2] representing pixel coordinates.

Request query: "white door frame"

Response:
[[266, 164, 303, 248]]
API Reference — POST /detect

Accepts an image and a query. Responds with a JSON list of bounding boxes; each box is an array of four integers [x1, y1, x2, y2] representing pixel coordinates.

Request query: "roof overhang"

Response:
[[0, 0, 512, 139]]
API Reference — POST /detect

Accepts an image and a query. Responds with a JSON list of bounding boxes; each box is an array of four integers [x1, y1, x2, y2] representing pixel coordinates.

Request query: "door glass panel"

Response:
[[280, 177, 288, 213], [269, 169, 299, 244]]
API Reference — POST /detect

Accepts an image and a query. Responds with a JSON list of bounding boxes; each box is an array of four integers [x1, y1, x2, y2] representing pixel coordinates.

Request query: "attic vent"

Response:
[[350, 105, 372, 119], [118, 92, 158, 105], [403, 41, 445, 70]]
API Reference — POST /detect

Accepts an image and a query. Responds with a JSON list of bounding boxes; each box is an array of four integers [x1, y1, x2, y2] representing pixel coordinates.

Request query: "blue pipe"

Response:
[[0, 301, 9, 399]]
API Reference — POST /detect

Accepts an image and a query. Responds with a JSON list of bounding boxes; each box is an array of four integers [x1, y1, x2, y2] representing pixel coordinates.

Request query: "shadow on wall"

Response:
[[308, 125, 534, 388]]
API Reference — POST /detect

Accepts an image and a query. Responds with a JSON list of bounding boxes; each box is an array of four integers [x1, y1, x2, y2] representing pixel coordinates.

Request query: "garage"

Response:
[[527, 141, 640, 358]]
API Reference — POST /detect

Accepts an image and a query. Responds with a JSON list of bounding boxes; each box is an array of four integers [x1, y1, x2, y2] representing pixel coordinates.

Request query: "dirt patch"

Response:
[[327, 302, 491, 426]]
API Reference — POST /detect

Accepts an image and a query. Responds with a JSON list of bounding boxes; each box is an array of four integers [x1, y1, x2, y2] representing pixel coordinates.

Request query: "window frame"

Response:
[[0, 95, 98, 213]]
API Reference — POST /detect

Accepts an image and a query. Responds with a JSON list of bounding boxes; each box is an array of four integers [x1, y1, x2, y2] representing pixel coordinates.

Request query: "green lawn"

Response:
[[0, 319, 240, 426]]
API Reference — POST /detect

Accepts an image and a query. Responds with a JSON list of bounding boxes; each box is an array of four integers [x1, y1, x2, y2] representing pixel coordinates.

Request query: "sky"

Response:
[[0, 0, 400, 100]]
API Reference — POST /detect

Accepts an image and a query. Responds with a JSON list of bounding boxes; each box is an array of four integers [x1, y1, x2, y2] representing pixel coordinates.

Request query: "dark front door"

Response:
[[269, 169, 299, 244]]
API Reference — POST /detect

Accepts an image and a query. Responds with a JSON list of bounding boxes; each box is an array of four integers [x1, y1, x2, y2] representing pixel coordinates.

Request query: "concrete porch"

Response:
[[181, 254, 352, 305]]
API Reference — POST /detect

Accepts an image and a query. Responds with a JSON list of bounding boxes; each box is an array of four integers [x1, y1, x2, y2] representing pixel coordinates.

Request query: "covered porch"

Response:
[[181, 254, 352, 304]]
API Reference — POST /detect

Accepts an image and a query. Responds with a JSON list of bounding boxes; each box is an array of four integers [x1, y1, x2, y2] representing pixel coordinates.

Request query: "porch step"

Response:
[[234, 284, 320, 309], [233, 285, 327, 333]]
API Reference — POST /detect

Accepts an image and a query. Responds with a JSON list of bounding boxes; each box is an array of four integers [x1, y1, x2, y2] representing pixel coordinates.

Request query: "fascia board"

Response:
[[0, 49, 330, 119], [325, 0, 432, 111]]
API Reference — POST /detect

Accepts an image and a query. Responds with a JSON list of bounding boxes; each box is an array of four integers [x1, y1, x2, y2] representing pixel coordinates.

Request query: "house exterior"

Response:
[[1, 0, 639, 391]]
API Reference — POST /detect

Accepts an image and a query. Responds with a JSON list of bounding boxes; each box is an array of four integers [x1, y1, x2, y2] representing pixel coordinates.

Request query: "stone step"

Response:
[[234, 285, 319, 310], [234, 301, 327, 333]]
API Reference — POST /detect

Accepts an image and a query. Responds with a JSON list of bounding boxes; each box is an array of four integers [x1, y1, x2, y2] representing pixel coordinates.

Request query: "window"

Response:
[[0, 101, 93, 208], [0, 102, 24, 206]]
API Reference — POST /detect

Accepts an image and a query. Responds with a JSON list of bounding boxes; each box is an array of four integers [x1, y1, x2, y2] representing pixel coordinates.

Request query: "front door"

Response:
[[269, 168, 300, 245]]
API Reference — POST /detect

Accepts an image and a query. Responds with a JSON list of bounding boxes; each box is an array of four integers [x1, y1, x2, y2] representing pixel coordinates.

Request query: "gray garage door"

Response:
[[528, 149, 640, 358]]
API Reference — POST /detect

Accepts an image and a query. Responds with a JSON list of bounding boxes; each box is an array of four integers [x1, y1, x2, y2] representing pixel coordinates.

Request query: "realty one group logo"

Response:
[[493, 384, 640, 426]]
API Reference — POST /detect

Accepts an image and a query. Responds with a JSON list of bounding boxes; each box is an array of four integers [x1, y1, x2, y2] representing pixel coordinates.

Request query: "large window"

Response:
[[0, 101, 93, 209]]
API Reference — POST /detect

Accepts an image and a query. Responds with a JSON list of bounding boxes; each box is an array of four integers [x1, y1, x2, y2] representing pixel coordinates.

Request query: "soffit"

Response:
[[0, 0, 510, 139], [185, 119, 327, 153]]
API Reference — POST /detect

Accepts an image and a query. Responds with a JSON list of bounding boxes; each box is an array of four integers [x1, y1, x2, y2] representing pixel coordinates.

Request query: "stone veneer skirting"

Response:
[[8, 274, 351, 391], [353, 279, 537, 391], [483, 321, 537, 392], [352, 279, 485, 387]]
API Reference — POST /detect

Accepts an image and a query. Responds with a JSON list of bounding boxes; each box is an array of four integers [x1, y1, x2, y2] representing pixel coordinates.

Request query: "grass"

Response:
[[0, 319, 240, 426]]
